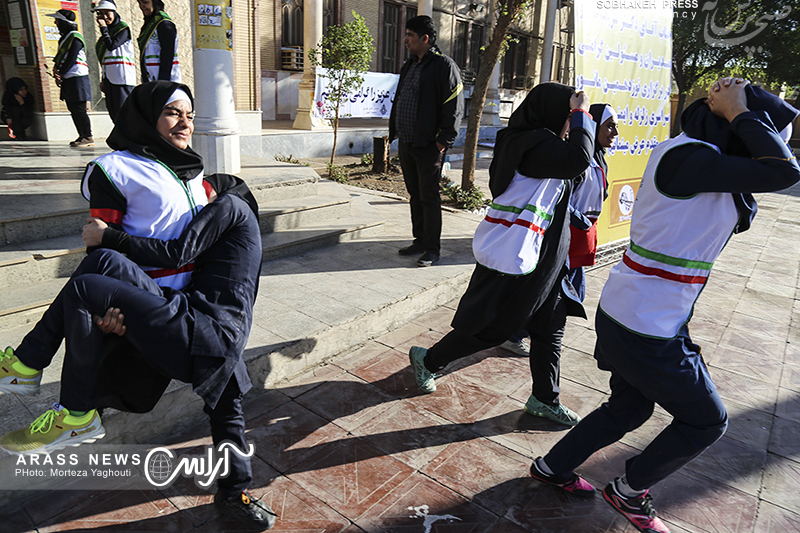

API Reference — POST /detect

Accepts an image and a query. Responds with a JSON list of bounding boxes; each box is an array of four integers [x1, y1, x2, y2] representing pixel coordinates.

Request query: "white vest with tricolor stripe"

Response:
[[143, 28, 181, 82], [472, 171, 565, 275], [60, 32, 89, 79], [572, 158, 605, 220], [599, 134, 739, 338], [81, 151, 207, 289], [102, 38, 136, 86]]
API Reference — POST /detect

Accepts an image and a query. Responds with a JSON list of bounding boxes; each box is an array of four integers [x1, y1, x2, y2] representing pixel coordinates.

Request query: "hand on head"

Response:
[[707, 77, 749, 122], [570, 91, 590, 112]]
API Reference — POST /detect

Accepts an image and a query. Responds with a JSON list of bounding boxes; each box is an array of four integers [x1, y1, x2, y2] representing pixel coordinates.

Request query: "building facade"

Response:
[[0, 0, 573, 139]]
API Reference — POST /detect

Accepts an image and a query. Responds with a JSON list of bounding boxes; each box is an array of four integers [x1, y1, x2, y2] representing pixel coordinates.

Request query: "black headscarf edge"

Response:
[[106, 81, 204, 181]]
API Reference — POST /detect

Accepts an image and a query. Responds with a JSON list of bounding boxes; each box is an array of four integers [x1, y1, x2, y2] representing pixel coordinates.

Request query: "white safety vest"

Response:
[[572, 159, 606, 220], [81, 151, 207, 289], [101, 38, 136, 86], [143, 28, 180, 82], [599, 134, 740, 338], [59, 31, 89, 79], [472, 171, 565, 275]]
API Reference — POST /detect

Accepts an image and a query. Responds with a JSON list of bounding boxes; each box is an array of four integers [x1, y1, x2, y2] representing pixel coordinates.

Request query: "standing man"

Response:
[[389, 15, 463, 267]]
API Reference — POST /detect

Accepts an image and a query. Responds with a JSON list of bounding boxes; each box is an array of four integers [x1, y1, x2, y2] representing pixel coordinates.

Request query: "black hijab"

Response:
[[204, 173, 259, 217], [2, 77, 28, 108], [106, 81, 204, 181], [681, 84, 798, 157], [489, 82, 574, 197], [680, 84, 799, 233], [589, 103, 611, 179]]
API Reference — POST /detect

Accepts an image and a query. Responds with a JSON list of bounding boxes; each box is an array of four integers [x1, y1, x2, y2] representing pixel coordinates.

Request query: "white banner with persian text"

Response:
[[313, 69, 399, 119]]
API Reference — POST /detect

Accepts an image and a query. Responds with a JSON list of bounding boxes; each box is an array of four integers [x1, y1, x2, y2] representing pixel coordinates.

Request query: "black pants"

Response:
[[6, 106, 33, 138], [16, 250, 251, 497], [66, 100, 92, 138], [103, 81, 133, 123], [425, 282, 562, 399], [543, 312, 727, 490], [398, 141, 445, 254]]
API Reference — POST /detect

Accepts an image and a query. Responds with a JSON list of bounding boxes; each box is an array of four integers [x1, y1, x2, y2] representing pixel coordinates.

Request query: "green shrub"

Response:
[[327, 163, 349, 183], [441, 180, 490, 210]]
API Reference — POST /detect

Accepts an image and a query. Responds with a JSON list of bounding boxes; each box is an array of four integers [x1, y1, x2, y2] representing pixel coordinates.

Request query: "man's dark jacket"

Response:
[[389, 47, 464, 148]]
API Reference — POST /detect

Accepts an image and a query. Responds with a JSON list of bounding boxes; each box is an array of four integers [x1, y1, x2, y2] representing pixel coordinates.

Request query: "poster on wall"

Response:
[[574, 3, 673, 245], [313, 69, 399, 119], [5, 0, 37, 66], [194, 0, 233, 51], [35, 0, 80, 59]]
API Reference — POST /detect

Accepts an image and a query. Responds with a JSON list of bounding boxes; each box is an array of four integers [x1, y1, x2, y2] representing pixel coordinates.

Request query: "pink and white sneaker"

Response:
[[602, 480, 670, 533], [529, 458, 596, 497]]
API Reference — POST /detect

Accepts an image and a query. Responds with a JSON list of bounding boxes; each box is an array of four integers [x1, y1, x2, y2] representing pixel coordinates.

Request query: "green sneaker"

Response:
[[0, 346, 41, 396], [408, 346, 436, 393], [0, 403, 105, 454], [524, 395, 581, 426]]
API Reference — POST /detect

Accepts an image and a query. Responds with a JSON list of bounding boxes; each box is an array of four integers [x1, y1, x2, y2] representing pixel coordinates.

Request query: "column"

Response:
[[293, 0, 330, 129], [539, 0, 558, 84], [418, 0, 433, 17], [192, 2, 241, 174], [481, 62, 502, 125]]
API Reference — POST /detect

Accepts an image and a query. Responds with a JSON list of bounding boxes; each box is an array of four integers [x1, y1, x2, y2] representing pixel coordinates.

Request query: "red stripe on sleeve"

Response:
[[90, 208, 123, 225]]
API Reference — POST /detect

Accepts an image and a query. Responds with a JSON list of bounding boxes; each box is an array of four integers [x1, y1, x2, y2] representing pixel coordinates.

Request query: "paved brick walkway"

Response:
[[2, 142, 800, 532]]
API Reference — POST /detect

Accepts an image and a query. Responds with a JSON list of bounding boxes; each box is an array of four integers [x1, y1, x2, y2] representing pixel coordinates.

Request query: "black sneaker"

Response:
[[398, 243, 425, 256], [215, 490, 278, 530], [529, 458, 596, 496], [602, 481, 670, 533], [69, 136, 82, 147], [73, 137, 94, 147], [417, 251, 439, 267]]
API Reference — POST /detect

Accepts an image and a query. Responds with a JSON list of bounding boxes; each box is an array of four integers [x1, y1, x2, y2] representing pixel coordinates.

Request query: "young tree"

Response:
[[309, 12, 374, 172], [461, 0, 531, 191], [672, 0, 800, 136]]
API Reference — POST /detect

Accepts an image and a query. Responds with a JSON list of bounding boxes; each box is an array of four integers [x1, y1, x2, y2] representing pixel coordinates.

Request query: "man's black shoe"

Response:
[[399, 243, 425, 256], [417, 251, 439, 267], [215, 490, 278, 530]]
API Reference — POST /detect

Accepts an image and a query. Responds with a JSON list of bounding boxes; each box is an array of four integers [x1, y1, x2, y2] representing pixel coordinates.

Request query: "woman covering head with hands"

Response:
[[407, 82, 596, 398], [531, 78, 800, 533]]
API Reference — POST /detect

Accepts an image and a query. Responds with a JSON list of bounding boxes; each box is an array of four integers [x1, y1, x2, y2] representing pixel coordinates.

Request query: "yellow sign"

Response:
[[194, 0, 232, 51], [574, 4, 673, 245], [35, 0, 80, 59]]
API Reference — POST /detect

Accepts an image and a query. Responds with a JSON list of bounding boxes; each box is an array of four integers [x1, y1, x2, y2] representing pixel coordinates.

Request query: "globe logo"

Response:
[[147, 451, 173, 483]]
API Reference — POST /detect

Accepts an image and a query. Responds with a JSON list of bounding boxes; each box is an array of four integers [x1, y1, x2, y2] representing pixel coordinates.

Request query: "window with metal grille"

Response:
[[381, 2, 417, 73], [281, 0, 303, 47]]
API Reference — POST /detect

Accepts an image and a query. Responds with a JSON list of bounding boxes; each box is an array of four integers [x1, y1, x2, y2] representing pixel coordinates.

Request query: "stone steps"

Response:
[[0, 178, 384, 332]]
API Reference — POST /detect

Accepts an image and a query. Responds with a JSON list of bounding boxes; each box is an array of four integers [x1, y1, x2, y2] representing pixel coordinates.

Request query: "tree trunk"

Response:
[[671, 91, 687, 137], [330, 101, 340, 173], [461, 0, 527, 192], [373, 136, 389, 173]]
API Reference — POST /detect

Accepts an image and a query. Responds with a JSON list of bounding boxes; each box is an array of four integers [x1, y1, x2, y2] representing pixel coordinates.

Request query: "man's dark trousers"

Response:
[[399, 141, 445, 255]]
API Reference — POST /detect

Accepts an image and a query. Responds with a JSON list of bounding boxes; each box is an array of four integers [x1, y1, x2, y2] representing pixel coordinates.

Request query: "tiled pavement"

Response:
[[2, 141, 800, 531]]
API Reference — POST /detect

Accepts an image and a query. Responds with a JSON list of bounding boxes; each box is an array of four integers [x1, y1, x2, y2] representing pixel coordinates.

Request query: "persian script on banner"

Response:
[[574, 3, 673, 244], [313, 69, 399, 119]]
